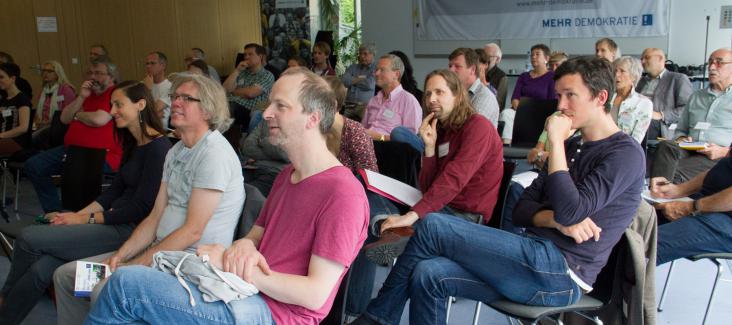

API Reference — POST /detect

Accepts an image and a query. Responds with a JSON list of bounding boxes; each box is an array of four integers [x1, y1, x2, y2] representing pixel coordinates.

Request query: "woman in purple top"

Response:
[[501, 44, 557, 143]]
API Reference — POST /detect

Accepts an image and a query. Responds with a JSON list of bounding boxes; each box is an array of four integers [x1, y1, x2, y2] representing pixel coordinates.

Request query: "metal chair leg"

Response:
[[702, 259, 724, 325], [14, 168, 19, 212], [471, 301, 481, 325], [657, 259, 676, 312], [446, 296, 453, 324]]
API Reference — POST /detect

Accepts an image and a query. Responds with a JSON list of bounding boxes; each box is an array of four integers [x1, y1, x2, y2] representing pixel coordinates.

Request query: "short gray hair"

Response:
[[359, 42, 376, 55], [484, 43, 502, 58], [169, 72, 233, 132], [613, 56, 643, 86], [381, 54, 404, 80], [279, 67, 336, 134], [90, 57, 119, 83]]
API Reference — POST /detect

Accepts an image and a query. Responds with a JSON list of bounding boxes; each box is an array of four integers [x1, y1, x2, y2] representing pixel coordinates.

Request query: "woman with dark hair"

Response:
[[0, 81, 171, 324], [388, 50, 423, 100], [500, 43, 557, 144], [0, 63, 33, 156]]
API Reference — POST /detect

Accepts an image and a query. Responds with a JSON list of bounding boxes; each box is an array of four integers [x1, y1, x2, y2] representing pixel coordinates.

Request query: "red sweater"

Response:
[[64, 86, 122, 171], [412, 114, 503, 222]]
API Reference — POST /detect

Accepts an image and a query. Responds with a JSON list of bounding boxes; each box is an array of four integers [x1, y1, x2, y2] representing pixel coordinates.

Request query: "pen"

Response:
[[656, 181, 670, 186]]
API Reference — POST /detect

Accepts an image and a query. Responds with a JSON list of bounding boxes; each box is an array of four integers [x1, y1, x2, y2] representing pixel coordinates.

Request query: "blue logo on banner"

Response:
[[642, 14, 653, 26]]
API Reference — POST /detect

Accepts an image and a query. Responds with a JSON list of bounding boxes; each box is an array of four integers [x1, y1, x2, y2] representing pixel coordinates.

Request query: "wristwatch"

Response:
[[691, 200, 702, 216], [88, 212, 96, 224]]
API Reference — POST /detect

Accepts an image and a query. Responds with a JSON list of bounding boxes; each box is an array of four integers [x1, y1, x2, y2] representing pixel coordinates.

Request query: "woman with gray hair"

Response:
[[611, 56, 653, 143]]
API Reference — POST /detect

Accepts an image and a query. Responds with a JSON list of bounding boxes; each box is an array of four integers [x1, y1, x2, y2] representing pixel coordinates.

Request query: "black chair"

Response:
[[234, 184, 266, 240], [487, 160, 517, 229], [657, 253, 732, 325], [503, 98, 557, 159], [61, 146, 108, 212], [476, 233, 627, 325], [372, 140, 421, 189]]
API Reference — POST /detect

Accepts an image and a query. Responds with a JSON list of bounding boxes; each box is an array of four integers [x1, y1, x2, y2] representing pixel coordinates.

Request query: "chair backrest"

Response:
[[235, 183, 267, 240], [511, 97, 557, 147], [372, 140, 421, 189], [487, 160, 517, 229], [587, 232, 628, 304], [61, 146, 107, 211]]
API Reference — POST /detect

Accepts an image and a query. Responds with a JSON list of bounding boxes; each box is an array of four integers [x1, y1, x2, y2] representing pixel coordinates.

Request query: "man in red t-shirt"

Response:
[[25, 57, 122, 214], [87, 67, 369, 325]]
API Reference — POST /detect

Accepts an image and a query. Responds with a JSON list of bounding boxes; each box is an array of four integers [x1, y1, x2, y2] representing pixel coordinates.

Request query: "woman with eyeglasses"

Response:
[[0, 81, 171, 324], [33, 60, 77, 149], [0, 63, 33, 157]]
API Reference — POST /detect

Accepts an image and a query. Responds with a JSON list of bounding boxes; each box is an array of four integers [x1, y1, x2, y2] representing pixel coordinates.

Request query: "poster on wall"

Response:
[[415, 0, 669, 40], [261, 0, 310, 75]]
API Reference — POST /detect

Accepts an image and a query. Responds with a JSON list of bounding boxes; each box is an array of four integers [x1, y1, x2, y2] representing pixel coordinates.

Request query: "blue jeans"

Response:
[[25, 146, 112, 213], [389, 126, 424, 154], [86, 266, 275, 325], [501, 181, 527, 235], [346, 194, 482, 315], [657, 212, 732, 265], [362, 214, 581, 325]]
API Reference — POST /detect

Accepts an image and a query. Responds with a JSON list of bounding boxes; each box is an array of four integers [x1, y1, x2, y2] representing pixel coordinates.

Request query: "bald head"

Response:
[[641, 48, 666, 77], [708, 48, 732, 91]]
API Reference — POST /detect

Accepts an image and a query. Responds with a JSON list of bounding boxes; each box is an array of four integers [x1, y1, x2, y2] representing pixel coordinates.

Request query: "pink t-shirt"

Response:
[[255, 165, 369, 324]]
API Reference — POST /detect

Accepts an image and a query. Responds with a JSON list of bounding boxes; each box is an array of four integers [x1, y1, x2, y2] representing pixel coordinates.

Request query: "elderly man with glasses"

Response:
[[649, 48, 732, 185]]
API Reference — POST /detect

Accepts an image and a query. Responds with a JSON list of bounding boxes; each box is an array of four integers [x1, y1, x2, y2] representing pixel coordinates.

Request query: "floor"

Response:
[[0, 176, 730, 324]]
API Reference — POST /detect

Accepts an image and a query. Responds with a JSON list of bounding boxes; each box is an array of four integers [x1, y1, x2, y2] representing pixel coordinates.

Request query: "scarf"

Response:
[[36, 83, 60, 124]]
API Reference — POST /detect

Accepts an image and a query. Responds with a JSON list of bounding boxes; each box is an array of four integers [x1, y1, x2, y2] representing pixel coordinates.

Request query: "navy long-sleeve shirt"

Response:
[[96, 136, 171, 225], [513, 131, 645, 285]]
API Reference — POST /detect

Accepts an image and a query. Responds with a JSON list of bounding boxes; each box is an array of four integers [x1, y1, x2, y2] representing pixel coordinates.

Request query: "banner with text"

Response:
[[415, 0, 669, 40]]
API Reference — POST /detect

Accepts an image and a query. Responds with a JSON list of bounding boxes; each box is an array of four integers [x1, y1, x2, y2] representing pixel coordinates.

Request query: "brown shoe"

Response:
[[363, 226, 414, 266]]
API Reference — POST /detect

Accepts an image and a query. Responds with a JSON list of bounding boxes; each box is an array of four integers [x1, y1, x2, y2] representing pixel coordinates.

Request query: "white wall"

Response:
[[362, 0, 732, 91]]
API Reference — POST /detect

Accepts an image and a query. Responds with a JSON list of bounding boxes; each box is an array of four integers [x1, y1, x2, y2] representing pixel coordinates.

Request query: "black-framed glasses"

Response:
[[169, 93, 201, 103]]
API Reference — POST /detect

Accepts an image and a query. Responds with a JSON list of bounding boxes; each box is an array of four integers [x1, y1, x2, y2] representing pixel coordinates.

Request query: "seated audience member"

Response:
[[310, 41, 336, 76], [0, 81, 170, 324], [474, 47, 498, 94], [53, 73, 244, 324], [187, 59, 211, 78], [0, 63, 33, 156], [25, 57, 123, 214], [637, 48, 694, 139], [500, 44, 557, 144], [84, 45, 110, 80], [651, 153, 732, 265], [324, 76, 378, 172], [548, 51, 569, 71], [611, 56, 653, 144], [447, 47, 499, 126], [224, 43, 275, 128], [33, 60, 77, 149], [595, 37, 620, 62], [184, 47, 221, 82], [287, 55, 309, 68], [351, 56, 645, 325], [241, 119, 290, 196], [361, 54, 421, 142], [483, 43, 508, 109], [143, 51, 172, 129], [87, 68, 369, 325], [650, 48, 732, 183], [348, 69, 503, 315], [388, 50, 423, 101], [0, 52, 33, 100], [342, 43, 377, 105]]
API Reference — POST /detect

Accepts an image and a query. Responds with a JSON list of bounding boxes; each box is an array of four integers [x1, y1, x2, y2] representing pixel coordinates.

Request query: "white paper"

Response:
[[641, 189, 693, 204], [363, 169, 422, 207], [678, 141, 707, 150], [511, 171, 539, 188], [36, 17, 57, 33], [74, 261, 111, 297]]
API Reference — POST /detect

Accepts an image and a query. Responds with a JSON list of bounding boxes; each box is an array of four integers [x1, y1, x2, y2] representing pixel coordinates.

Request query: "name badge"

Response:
[[694, 122, 711, 130], [57, 95, 65, 102], [1, 110, 12, 118], [382, 109, 394, 119], [438, 142, 450, 158]]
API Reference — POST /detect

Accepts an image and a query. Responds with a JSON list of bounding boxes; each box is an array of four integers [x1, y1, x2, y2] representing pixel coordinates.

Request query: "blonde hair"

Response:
[[169, 72, 233, 132], [43, 60, 75, 91]]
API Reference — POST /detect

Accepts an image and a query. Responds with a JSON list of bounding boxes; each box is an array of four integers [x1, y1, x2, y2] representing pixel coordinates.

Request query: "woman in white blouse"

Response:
[[611, 56, 653, 144]]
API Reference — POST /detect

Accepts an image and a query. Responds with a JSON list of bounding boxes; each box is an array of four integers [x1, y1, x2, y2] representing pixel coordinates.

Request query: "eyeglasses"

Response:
[[144, 61, 159, 66], [90, 71, 108, 76], [707, 58, 732, 67], [40, 69, 55, 73], [169, 94, 201, 103]]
